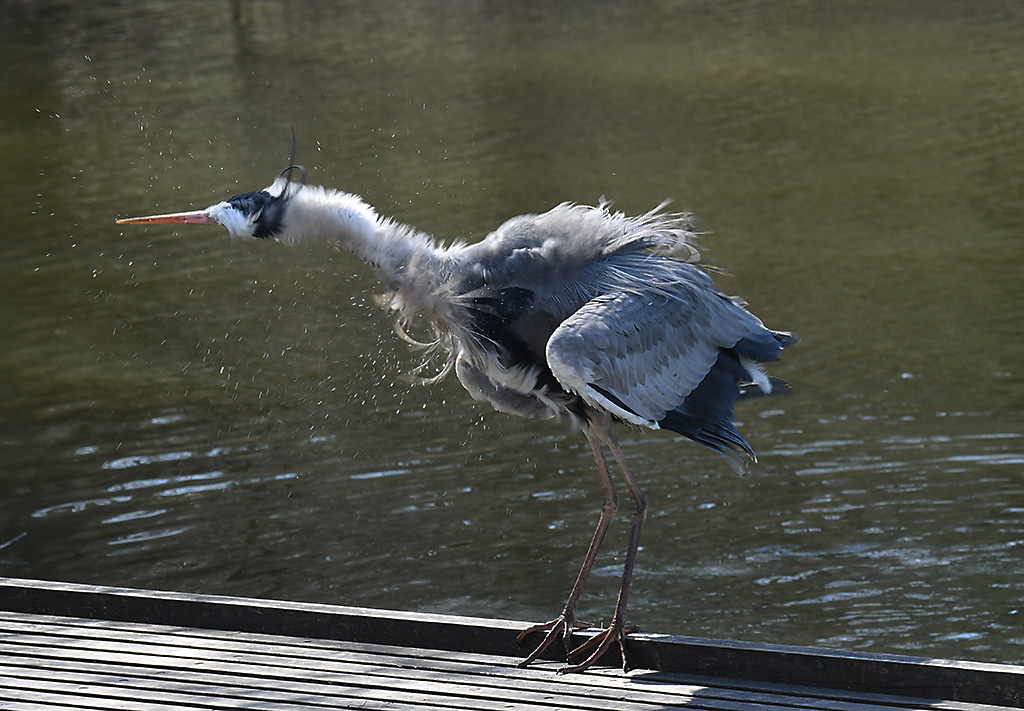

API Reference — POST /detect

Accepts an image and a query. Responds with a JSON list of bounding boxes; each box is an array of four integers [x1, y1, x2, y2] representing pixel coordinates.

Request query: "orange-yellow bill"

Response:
[[116, 210, 215, 226]]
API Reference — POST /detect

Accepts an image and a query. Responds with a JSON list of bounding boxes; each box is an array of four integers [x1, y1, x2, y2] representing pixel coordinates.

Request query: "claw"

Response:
[[516, 616, 591, 667], [560, 620, 638, 673]]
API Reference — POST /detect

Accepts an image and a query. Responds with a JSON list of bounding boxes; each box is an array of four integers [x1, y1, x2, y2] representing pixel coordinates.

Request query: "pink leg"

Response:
[[517, 429, 618, 667], [561, 428, 647, 673]]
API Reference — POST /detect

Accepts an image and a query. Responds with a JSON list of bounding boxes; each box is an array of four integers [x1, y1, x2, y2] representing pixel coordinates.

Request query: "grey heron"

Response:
[[118, 165, 796, 673]]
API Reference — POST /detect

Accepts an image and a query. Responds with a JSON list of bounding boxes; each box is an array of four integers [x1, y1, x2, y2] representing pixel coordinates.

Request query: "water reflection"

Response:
[[1, 0, 1023, 666]]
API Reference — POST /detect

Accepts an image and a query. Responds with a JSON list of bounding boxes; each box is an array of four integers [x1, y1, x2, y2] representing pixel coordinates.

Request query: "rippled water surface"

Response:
[[2, 0, 1023, 665]]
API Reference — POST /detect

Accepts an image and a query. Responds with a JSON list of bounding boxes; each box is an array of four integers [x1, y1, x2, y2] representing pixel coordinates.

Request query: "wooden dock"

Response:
[[0, 577, 1020, 710]]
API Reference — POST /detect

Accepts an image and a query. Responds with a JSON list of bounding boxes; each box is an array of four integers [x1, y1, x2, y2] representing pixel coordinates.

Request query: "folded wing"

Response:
[[546, 279, 790, 460]]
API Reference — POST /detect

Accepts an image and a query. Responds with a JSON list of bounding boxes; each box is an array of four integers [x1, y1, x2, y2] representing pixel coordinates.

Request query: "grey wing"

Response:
[[545, 281, 770, 428]]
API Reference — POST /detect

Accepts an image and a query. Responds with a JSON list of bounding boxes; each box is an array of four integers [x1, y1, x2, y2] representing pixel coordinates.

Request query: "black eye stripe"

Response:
[[226, 190, 286, 239]]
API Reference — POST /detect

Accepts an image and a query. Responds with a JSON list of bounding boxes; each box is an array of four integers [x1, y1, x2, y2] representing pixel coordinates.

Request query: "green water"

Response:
[[1, 0, 1022, 664]]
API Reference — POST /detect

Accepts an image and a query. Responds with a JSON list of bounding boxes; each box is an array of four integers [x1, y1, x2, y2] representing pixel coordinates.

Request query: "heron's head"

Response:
[[117, 166, 305, 242]]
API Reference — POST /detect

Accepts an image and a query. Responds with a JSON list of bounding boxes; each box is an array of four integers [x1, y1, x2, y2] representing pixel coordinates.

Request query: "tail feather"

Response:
[[660, 410, 755, 461], [773, 330, 800, 347], [658, 338, 794, 463]]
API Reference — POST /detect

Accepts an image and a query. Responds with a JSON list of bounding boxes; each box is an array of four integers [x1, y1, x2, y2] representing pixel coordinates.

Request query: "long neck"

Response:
[[280, 185, 454, 322]]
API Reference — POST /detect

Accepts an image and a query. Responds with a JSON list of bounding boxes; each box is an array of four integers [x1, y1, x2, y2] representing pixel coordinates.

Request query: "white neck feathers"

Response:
[[277, 184, 452, 321]]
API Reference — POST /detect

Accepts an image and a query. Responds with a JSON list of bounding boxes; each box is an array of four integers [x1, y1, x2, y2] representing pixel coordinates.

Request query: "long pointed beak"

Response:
[[116, 210, 216, 226]]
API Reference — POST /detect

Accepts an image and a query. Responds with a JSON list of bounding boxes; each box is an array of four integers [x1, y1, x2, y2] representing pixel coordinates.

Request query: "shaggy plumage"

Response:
[[118, 168, 796, 673]]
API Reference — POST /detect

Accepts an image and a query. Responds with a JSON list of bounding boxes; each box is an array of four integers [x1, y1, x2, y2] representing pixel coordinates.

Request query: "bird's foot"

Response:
[[559, 619, 639, 674], [516, 614, 591, 668]]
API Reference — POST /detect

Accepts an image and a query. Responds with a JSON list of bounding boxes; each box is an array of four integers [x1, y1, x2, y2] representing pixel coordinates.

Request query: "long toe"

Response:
[[516, 616, 591, 668], [559, 622, 632, 674]]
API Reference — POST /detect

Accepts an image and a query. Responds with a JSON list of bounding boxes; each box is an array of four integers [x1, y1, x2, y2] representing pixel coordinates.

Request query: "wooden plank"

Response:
[[2, 653, 992, 711], [0, 649, 926, 711], [0, 612, 1005, 711], [0, 687, 190, 711], [0, 612, 1002, 711], [0, 658, 676, 711], [0, 637, 852, 711], [0, 671, 589, 711], [0, 577, 1021, 707], [0, 675, 447, 711]]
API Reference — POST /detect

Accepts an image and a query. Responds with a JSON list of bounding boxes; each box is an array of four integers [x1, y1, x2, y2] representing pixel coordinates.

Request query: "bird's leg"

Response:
[[517, 431, 618, 667], [561, 431, 647, 674]]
